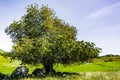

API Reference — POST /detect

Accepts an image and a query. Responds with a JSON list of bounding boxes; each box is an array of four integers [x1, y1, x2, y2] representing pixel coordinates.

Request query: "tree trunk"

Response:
[[43, 64, 55, 74]]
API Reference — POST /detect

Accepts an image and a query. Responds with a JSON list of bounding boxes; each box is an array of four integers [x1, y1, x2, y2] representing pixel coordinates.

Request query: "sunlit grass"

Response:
[[55, 62, 120, 72], [0, 55, 120, 80], [0, 55, 120, 75]]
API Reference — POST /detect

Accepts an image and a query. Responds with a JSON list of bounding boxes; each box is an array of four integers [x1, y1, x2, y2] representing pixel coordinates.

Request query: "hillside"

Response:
[[0, 49, 6, 53]]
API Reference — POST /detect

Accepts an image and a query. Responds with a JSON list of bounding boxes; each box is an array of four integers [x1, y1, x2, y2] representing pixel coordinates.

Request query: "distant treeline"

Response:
[[101, 54, 120, 57], [97, 54, 120, 62]]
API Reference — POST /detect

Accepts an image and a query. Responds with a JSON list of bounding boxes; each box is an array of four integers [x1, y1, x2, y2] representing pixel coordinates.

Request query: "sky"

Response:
[[0, 0, 120, 56]]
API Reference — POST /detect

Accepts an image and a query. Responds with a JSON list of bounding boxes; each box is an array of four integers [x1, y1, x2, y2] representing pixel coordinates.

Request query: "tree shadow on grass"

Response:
[[26, 71, 80, 80], [53, 71, 80, 77], [0, 71, 80, 80], [0, 72, 9, 80]]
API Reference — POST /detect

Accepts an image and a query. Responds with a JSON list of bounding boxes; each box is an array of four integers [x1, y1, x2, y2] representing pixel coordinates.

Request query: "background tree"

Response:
[[5, 4, 101, 74]]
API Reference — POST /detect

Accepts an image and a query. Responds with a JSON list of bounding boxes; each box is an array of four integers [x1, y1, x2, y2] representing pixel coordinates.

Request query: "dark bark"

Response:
[[43, 64, 55, 74]]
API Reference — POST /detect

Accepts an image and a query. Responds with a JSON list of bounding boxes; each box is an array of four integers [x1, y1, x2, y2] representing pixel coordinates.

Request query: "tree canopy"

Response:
[[5, 4, 101, 74]]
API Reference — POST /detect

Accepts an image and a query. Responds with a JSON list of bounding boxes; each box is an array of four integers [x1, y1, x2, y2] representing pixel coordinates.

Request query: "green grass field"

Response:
[[54, 61, 120, 72], [0, 54, 120, 80]]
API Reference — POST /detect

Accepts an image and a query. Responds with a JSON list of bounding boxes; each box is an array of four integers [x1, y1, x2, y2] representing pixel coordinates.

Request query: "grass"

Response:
[[21, 72, 120, 80], [0, 55, 120, 74], [0, 55, 44, 75], [54, 61, 120, 72], [0, 56, 17, 75], [0, 54, 120, 80]]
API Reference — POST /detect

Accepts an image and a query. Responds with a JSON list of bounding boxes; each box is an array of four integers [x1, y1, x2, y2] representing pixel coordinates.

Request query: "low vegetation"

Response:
[[0, 52, 120, 80], [22, 72, 120, 80]]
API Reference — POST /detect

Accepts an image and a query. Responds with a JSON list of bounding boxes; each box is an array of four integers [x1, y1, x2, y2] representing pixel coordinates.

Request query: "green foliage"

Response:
[[102, 54, 120, 57], [5, 3, 101, 71], [75, 41, 101, 62], [95, 55, 120, 62]]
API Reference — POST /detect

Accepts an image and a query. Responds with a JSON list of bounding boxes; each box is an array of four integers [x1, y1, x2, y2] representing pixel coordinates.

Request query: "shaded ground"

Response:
[[0, 71, 80, 80]]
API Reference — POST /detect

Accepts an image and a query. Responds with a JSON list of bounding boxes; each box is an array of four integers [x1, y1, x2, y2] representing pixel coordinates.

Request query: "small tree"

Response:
[[5, 4, 101, 74]]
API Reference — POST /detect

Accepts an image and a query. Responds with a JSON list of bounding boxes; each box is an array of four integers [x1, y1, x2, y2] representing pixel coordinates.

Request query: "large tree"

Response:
[[5, 4, 101, 74]]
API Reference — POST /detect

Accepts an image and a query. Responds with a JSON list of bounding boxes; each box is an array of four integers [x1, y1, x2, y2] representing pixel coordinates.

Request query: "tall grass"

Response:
[[22, 72, 120, 80]]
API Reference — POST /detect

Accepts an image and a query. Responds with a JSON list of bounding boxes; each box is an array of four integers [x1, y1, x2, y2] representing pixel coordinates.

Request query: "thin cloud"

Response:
[[88, 2, 120, 19]]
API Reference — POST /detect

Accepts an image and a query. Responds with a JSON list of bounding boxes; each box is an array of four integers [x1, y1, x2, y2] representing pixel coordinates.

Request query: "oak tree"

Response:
[[5, 4, 101, 74]]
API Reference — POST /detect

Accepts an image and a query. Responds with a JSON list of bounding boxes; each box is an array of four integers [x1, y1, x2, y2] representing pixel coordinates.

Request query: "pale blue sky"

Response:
[[0, 0, 120, 56]]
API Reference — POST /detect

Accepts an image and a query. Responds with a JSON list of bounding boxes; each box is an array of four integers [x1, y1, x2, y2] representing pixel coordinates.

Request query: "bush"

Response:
[[104, 59, 113, 62]]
